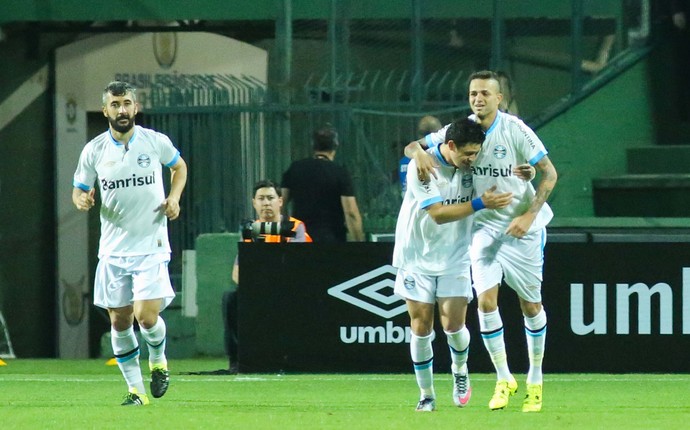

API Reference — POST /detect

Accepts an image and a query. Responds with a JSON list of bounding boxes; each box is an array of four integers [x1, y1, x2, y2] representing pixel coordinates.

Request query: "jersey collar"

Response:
[[484, 111, 501, 135], [108, 126, 138, 148], [432, 144, 452, 167], [469, 111, 501, 136]]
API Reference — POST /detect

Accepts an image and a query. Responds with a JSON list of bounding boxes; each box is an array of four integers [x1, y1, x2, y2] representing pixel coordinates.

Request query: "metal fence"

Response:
[[140, 0, 653, 275]]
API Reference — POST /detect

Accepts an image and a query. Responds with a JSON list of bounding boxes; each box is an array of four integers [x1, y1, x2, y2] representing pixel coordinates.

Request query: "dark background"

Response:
[[239, 241, 690, 373]]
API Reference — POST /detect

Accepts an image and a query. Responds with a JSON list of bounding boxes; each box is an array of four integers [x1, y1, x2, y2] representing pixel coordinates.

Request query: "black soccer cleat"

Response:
[[150, 367, 170, 398]]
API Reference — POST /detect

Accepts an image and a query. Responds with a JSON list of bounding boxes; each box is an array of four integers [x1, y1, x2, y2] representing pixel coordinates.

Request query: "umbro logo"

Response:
[[327, 265, 407, 319]]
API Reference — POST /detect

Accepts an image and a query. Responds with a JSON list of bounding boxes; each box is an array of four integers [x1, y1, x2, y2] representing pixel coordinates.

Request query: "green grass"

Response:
[[0, 359, 687, 429]]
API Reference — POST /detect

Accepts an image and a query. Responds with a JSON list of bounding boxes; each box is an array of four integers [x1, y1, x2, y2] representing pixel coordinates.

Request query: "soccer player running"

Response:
[[406, 70, 557, 413], [72, 81, 187, 406], [393, 118, 515, 412]]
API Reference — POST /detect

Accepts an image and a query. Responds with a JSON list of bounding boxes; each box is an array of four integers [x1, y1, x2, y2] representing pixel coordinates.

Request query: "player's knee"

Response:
[[136, 312, 159, 329], [410, 319, 434, 336], [477, 296, 498, 313], [520, 301, 542, 317]]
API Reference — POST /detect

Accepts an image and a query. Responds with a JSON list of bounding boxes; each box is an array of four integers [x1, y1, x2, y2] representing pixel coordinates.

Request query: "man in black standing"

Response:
[[281, 125, 365, 242]]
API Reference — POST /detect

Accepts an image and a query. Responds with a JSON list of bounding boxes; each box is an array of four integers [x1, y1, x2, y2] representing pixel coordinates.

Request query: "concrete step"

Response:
[[627, 146, 690, 174], [592, 174, 690, 217]]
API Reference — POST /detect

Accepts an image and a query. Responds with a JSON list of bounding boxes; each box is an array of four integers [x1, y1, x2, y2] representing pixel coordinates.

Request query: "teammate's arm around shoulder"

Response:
[[426, 186, 512, 225], [404, 139, 437, 181]]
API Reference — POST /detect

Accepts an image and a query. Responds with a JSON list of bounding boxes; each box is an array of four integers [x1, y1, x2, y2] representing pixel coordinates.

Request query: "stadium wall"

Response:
[[538, 60, 656, 217]]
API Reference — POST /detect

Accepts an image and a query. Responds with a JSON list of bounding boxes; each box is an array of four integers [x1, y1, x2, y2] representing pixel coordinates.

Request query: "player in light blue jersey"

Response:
[[406, 70, 557, 413], [72, 81, 187, 406], [394, 118, 518, 412]]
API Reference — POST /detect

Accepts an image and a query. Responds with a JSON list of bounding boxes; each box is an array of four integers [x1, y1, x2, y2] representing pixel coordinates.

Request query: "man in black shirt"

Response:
[[281, 126, 365, 242]]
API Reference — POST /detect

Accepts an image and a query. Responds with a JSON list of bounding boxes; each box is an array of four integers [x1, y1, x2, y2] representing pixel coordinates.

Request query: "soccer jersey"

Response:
[[73, 125, 181, 257], [392, 146, 474, 275], [424, 111, 553, 233]]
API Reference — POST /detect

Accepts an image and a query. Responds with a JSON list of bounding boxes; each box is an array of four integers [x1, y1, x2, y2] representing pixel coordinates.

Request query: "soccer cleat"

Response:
[[522, 383, 543, 412], [488, 377, 518, 410], [150, 366, 170, 398], [452, 371, 472, 407], [121, 389, 150, 406], [415, 397, 436, 412]]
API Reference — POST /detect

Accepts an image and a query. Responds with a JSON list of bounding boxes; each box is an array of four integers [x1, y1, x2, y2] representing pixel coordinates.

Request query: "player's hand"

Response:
[[480, 185, 512, 209], [160, 196, 181, 220], [505, 212, 536, 238], [513, 163, 536, 181], [76, 189, 95, 211], [413, 150, 438, 181]]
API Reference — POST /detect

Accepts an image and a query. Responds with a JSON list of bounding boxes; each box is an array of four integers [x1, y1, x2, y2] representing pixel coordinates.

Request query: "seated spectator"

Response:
[[223, 179, 311, 374]]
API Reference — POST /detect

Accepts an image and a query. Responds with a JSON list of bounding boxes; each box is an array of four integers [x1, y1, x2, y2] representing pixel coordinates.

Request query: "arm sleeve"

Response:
[[406, 159, 443, 209], [73, 144, 96, 190]]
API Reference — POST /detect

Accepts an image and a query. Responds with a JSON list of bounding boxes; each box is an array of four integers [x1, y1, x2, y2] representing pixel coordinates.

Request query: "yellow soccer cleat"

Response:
[[488, 377, 518, 410], [522, 383, 543, 412]]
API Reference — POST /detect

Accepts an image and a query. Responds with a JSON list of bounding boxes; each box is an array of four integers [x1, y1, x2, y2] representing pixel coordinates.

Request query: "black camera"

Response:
[[240, 220, 296, 241]]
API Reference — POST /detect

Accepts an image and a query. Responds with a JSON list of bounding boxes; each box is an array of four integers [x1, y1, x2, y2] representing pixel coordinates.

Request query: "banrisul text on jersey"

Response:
[[100, 172, 156, 190]]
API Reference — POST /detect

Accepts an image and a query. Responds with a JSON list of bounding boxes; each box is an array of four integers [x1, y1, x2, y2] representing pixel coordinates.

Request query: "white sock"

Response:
[[445, 326, 470, 374], [111, 326, 146, 394], [140, 317, 167, 369], [410, 331, 435, 399], [524, 308, 547, 385], [478, 308, 512, 381]]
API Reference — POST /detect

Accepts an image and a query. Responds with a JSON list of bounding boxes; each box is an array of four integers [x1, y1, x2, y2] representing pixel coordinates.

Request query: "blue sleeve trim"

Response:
[[424, 134, 438, 149], [73, 181, 91, 191], [529, 150, 547, 166], [420, 196, 442, 209], [165, 152, 180, 168]]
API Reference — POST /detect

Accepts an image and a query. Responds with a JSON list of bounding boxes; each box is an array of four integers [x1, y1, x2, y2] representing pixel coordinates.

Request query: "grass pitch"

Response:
[[0, 359, 687, 429]]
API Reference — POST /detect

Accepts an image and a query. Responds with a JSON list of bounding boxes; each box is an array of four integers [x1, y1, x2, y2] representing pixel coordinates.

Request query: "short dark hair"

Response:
[[312, 125, 339, 151], [253, 179, 281, 197], [102, 81, 137, 105], [445, 118, 485, 148], [467, 70, 500, 89]]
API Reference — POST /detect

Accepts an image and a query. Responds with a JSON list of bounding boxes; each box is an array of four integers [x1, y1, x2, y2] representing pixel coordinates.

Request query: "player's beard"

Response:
[[108, 113, 135, 133]]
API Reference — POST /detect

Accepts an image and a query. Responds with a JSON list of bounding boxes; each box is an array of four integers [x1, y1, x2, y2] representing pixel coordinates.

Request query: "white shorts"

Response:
[[469, 225, 546, 303], [394, 269, 474, 305], [93, 253, 175, 310]]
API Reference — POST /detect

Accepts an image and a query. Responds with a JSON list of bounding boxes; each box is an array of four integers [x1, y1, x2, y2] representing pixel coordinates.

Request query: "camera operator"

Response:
[[222, 179, 311, 374]]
